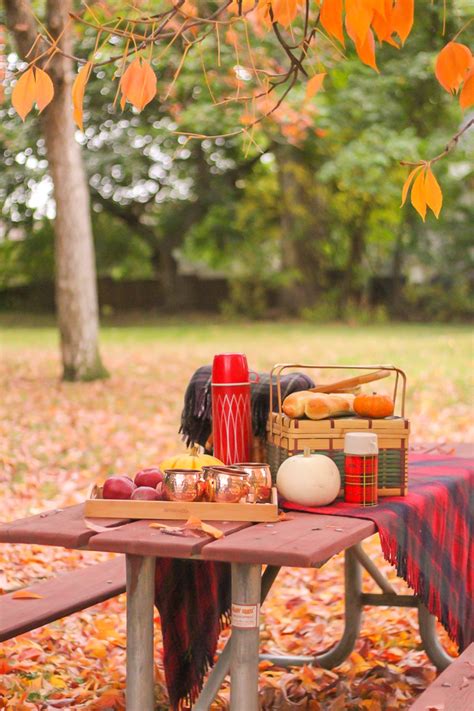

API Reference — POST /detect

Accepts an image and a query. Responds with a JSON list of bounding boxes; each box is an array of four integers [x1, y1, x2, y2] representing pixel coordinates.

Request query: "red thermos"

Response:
[[211, 353, 253, 465]]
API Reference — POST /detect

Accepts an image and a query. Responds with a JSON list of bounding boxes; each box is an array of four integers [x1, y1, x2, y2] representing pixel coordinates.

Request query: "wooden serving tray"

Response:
[[84, 485, 279, 522]]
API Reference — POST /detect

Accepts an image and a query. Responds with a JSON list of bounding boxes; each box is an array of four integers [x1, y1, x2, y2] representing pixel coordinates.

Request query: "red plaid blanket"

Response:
[[155, 559, 231, 710], [285, 454, 474, 650], [154, 454, 473, 709]]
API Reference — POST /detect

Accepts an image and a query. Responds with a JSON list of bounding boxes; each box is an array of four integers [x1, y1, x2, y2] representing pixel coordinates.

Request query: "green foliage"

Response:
[[0, 0, 472, 319]]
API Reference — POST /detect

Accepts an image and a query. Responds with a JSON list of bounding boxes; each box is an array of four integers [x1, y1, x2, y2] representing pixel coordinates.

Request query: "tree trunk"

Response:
[[277, 145, 327, 315], [5, 0, 107, 380], [339, 209, 369, 317]]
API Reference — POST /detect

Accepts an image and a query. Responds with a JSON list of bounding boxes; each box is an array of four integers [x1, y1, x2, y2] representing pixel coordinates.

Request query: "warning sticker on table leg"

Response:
[[232, 603, 260, 628]]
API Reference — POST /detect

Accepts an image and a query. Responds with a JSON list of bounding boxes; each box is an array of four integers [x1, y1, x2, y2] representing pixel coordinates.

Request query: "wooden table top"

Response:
[[0, 504, 375, 567], [2, 445, 469, 566]]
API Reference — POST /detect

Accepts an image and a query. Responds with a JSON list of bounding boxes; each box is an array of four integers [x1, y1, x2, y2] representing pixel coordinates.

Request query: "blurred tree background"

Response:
[[0, 0, 473, 323]]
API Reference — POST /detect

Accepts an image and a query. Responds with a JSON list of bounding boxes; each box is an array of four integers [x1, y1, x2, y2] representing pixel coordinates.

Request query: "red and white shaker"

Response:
[[211, 353, 253, 465], [344, 432, 379, 506]]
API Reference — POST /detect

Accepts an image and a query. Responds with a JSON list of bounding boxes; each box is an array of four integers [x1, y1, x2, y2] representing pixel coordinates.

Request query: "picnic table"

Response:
[[1, 443, 471, 710]]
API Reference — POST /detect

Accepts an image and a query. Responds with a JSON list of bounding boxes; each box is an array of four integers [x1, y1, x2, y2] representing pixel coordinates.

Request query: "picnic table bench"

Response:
[[409, 643, 474, 710], [0, 557, 125, 642]]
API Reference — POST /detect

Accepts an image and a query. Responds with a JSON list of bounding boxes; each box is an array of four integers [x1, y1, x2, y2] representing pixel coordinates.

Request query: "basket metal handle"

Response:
[[268, 363, 407, 438]]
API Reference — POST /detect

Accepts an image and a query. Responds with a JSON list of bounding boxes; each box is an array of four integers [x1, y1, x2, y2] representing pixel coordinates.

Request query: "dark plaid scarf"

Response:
[[179, 365, 314, 447], [284, 454, 474, 650], [155, 559, 231, 710]]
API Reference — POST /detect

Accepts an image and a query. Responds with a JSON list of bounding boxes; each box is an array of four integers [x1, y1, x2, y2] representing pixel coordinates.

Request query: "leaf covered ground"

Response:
[[0, 319, 471, 710]]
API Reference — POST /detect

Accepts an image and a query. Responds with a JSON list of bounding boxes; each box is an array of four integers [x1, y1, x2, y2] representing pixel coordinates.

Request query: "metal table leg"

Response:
[[230, 562, 262, 711], [418, 603, 455, 671], [260, 545, 362, 668], [126, 554, 155, 711], [194, 565, 280, 711]]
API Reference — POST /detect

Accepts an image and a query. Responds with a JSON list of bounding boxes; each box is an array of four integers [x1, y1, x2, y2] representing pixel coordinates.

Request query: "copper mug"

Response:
[[231, 463, 272, 503], [163, 469, 206, 502], [201, 466, 250, 503]]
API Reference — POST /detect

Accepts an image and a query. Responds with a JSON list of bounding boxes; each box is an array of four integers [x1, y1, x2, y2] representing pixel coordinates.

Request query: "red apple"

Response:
[[131, 486, 161, 501], [155, 482, 165, 500], [103, 476, 136, 500], [134, 467, 163, 489]]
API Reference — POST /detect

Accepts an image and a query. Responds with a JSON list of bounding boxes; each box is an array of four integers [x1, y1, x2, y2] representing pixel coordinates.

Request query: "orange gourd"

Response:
[[354, 392, 394, 419]]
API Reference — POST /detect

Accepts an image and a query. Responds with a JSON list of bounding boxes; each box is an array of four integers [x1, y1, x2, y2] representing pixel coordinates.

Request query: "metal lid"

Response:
[[344, 432, 378, 455]]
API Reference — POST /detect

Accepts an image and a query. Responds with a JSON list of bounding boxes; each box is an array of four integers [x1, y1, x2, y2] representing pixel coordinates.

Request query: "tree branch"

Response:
[[400, 118, 474, 167]]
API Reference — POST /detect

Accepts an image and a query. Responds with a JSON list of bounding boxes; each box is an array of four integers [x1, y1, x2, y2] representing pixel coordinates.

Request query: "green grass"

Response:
[[1, 313, 472, 393]]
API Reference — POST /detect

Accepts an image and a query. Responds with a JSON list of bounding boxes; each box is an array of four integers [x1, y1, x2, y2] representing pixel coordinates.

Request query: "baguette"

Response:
[[304, 393, 355, 420], [282, 390, 315, 418], [283, 391, 355, 419]]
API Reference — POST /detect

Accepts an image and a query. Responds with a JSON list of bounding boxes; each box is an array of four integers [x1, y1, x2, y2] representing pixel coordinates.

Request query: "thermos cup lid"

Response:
[[344, 432, 379, 455], [212, 353, 249, 384]]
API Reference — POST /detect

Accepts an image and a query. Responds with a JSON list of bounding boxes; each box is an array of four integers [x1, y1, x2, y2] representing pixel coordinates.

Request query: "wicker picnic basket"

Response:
[[266, 364, 409, 497]]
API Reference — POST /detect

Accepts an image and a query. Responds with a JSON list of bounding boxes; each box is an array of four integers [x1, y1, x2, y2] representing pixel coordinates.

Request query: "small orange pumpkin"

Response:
[[354, 392, 394, 419]]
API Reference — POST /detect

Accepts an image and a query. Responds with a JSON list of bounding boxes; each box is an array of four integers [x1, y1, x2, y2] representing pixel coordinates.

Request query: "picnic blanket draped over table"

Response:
[[285, 455, 474, 650], [155, 559, 231, 710]]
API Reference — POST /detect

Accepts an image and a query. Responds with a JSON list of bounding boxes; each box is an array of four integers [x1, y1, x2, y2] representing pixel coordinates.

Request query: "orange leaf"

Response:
[[33, 67, 54, 113], [346, 22, 378, 72], [459, 68, 474, 109], [435, 42, 472, 93], [11, 67, 36, 121], [228, 0, 255, 13], [345, 0, 373, 44], [72, 61, 93, 131], [184, 516, 224, 539], [271, 0, 299, 28], [11, 589, 44, 599], [424, 167, 443, 218], [410, 168, 427, 221], [305, 72, 326, 100], [390, 0, 414, 44], [371, 0, 397, 44], [320, 0, 345, 45], [400, 164, 423, 206], [120, 57, 157, 112]]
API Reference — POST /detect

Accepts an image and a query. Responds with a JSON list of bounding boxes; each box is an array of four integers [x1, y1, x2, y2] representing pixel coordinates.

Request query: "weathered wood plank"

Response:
[[88, 519, 252, 558], [409, 643, 474, 710], [202, 513, 375, 567], [0, 505, 129, 548], [0, 557, 125, 642]]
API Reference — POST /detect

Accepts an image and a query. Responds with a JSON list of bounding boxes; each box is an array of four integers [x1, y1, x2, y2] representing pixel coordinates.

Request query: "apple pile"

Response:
[[102, 467, 164, 501]]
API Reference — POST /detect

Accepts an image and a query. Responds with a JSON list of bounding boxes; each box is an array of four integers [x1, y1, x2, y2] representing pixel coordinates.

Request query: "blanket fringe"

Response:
[[175, 607, 232, 710], [378, 530, 460, 648]]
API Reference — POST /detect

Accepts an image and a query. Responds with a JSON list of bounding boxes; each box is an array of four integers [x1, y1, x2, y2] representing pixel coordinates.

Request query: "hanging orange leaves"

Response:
[[319, 0, 414, 72], [435, 42, 474, 109], [72, 61, 93, 131], [320, 0, 345, 45], [459, 68, 474, 110], [119, 57, 157, 111], [271, 0, 300, 27], [401, 164, 443, 221], [12, 66, 54, 121], [305, 72, 326, 99]]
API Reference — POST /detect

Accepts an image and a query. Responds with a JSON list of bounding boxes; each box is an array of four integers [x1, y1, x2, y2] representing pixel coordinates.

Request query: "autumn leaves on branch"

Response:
[[5, 0, 474, 220]]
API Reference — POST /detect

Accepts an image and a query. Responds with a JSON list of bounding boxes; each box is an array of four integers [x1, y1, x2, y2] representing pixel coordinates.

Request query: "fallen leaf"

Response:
[[184, 517, 224, 539], [11, 589, 44, 599]]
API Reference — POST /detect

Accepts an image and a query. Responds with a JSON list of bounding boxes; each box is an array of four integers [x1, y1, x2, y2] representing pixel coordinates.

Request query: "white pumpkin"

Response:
[[276, 449, 340, 506]]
